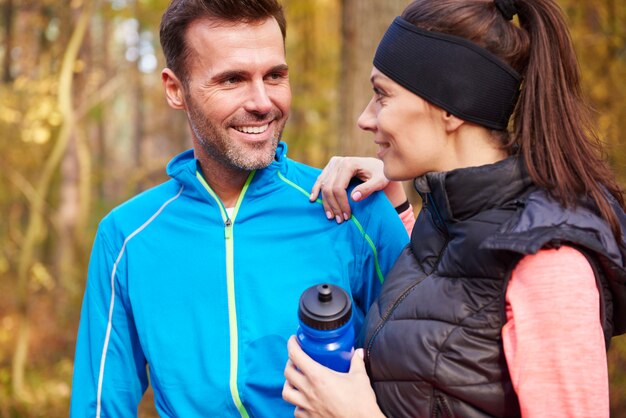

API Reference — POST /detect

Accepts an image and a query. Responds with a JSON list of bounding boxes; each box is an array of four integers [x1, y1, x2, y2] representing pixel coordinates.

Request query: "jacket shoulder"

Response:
[[99, 179, 184, 241], [280, 157, 322, 190], [484, 189, 621, 259]]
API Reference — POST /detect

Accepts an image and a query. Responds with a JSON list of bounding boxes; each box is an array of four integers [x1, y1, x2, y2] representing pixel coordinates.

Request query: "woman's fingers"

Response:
[[282, 369, 312, 412], [287, 335, 323, 376], [312, 156, 390, 223], [312, 157, 352, 222], [283, 337, 322, 413], [284, 359, 308, 396], [294, 406, 311, 418], [321, 181, 351, 224], [310, 179, 322, 203], [310, 157, 336, 204]]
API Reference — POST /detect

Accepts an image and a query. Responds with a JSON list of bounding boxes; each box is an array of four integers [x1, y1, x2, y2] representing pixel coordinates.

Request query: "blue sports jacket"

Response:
[[70, 142, 408, 417]]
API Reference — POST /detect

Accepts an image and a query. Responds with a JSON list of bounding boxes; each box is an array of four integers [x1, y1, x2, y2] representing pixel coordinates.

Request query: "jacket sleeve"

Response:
[[502, 247, 609, 417], [350, 191, 409, 327], [70, 222, 148, 417]]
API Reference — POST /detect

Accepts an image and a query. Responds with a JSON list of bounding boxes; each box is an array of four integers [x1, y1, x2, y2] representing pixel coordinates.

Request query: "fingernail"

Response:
[[335, 215, 343, 224], [356, 348, 364, 359], [326, 211, 333, 219], [352, 191, 362, 201], [343, 212, 350, 221]]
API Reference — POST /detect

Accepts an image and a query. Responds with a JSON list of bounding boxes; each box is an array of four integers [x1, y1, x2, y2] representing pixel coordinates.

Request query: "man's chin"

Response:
[[234, 141, 279, 170]]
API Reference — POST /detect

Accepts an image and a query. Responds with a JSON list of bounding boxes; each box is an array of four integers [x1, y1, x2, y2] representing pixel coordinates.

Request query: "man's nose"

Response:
[[244, 81, 273, 115]]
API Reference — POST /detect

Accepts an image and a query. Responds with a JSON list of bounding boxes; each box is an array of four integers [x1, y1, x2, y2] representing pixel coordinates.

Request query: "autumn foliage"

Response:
[[0, 0, 624, 416]]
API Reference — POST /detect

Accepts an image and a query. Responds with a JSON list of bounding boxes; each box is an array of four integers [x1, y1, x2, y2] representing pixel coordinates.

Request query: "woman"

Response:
[[282, 0, 626, 417]]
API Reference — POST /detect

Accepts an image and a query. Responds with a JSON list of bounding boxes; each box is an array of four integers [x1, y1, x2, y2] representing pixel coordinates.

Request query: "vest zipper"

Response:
[[365, 279, 422, 361], [366, 193, 449, 366], [433, 392, 453, 418], [425, 192, 447, 234], [196, 170, 255, 418]]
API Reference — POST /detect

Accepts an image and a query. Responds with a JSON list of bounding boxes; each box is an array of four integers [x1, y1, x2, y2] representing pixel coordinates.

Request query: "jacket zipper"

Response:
[[433, 392, 452, 418], [366, 192, 449, 364], [424, 192, 447, 234], [196, 170, 255, 418]]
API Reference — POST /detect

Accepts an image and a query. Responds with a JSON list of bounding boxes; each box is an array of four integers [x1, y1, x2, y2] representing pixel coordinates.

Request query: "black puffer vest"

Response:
[[361, 157, 626, 418]]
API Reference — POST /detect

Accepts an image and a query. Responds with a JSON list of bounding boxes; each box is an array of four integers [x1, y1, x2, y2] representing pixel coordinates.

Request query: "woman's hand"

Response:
[[311, 156, 406, 223], [282, 336, 385, 418]]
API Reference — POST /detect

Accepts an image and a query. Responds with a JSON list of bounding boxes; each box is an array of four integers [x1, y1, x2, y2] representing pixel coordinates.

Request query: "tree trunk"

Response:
[[12, 0, 93, 401], [131, 0, 146, 192], [94, 8, 111, 202], [338, 0, 406, 156], [56, 135, 80, 301], [132, 68, 145, 191], [2, 0, 14, 82]]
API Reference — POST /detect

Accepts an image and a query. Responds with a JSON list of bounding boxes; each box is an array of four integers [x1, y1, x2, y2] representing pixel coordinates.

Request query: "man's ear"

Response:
[[443, 111, 465, 133], [162, 68, 186, 110]]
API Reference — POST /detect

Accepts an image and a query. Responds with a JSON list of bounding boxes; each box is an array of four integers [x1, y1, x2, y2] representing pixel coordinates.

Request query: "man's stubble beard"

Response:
[[186, 95, 285, 172]]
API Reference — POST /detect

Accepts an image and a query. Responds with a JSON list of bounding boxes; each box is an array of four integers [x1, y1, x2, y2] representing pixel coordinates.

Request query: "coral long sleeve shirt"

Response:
[[502, 246, 609, 417]]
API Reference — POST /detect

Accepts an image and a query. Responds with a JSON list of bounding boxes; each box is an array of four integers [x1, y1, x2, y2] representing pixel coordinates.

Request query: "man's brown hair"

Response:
[[160, 0, 286, 83]]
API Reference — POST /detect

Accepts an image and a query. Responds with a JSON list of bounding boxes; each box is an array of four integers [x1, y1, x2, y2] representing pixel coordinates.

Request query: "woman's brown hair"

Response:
[[402, 0, 624, 236]]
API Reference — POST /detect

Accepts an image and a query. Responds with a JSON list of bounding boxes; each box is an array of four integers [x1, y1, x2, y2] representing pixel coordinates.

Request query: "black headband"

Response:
[[373, 17, 521, 130]]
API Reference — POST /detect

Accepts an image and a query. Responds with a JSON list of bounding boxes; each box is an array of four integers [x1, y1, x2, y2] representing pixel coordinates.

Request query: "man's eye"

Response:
[[267, 72, 285, 81], [221, 75, 243, 85]]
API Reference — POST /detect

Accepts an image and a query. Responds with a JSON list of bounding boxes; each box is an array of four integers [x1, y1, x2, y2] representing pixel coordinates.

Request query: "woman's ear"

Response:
[[162, 68, 186, 110], [443, 111, 464, 133]]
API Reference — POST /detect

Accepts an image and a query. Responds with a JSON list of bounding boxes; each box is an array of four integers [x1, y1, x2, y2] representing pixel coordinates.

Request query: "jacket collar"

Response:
[[413, 156, 533, 222], [165, 141, 289, 193]]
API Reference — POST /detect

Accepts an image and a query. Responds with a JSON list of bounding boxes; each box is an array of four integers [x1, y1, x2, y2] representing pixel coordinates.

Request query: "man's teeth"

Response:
[[235, 124, 269, 134]]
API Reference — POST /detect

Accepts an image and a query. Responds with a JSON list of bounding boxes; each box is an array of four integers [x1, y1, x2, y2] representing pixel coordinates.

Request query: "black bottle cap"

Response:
[[298, 284, 352, 330]]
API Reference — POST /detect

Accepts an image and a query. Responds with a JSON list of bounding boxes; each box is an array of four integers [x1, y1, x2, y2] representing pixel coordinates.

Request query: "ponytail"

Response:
[[512, 0, 624, 236], [401, 0, 624, 236]]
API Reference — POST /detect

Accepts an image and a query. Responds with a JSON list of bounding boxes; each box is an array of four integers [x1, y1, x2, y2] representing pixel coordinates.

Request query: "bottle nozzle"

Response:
[[317, 284, 332, 302]]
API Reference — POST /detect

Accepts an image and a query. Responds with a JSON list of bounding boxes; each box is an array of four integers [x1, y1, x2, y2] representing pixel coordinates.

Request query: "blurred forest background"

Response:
[[0, 0, 625, 416]]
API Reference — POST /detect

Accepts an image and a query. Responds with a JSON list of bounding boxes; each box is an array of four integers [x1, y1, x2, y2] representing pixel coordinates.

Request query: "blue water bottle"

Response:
[[296, 283, 355, 373]]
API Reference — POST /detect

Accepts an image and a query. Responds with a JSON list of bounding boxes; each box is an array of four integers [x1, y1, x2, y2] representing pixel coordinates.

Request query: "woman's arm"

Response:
[[502, 246, 609, 418]]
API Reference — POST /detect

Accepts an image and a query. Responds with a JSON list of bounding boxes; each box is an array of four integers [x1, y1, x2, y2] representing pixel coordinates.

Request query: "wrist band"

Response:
[[394, 200, 411, 214]]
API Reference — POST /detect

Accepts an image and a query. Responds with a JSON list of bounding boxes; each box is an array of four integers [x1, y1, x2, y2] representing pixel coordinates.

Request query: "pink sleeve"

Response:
[[502, 246, 609, 418], [397, 204, 415, 237]]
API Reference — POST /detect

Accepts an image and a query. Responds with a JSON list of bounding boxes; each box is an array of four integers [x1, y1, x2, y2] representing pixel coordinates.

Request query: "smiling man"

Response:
[[163, 15, 292, 205], [69, 1, 408, 417]]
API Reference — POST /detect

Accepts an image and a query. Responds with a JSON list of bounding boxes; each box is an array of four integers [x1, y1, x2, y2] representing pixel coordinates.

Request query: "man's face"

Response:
[[175, 17, 291, 171]]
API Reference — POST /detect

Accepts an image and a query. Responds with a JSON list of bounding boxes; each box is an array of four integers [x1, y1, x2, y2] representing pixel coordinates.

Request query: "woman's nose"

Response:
[[357, 97, 377, 132]]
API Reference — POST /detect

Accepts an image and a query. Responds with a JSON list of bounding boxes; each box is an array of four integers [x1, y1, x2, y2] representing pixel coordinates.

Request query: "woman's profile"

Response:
[[283, 0, 626, 416]]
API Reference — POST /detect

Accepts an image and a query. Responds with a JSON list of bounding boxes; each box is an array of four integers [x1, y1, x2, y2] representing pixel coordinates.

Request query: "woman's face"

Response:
[[357, 67, 455, 181]]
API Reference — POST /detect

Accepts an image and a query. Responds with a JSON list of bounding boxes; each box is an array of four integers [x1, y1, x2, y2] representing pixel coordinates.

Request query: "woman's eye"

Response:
[[373, 87, 385, 102]]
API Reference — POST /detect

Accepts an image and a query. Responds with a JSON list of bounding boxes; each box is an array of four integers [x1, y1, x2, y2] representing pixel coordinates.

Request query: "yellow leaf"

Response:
[[22, 125, 51, 144], [48, 111, 63, 126], [30, 262, 55, 291], [0, 107, 22, 124], [0, 256, 8, 275]]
